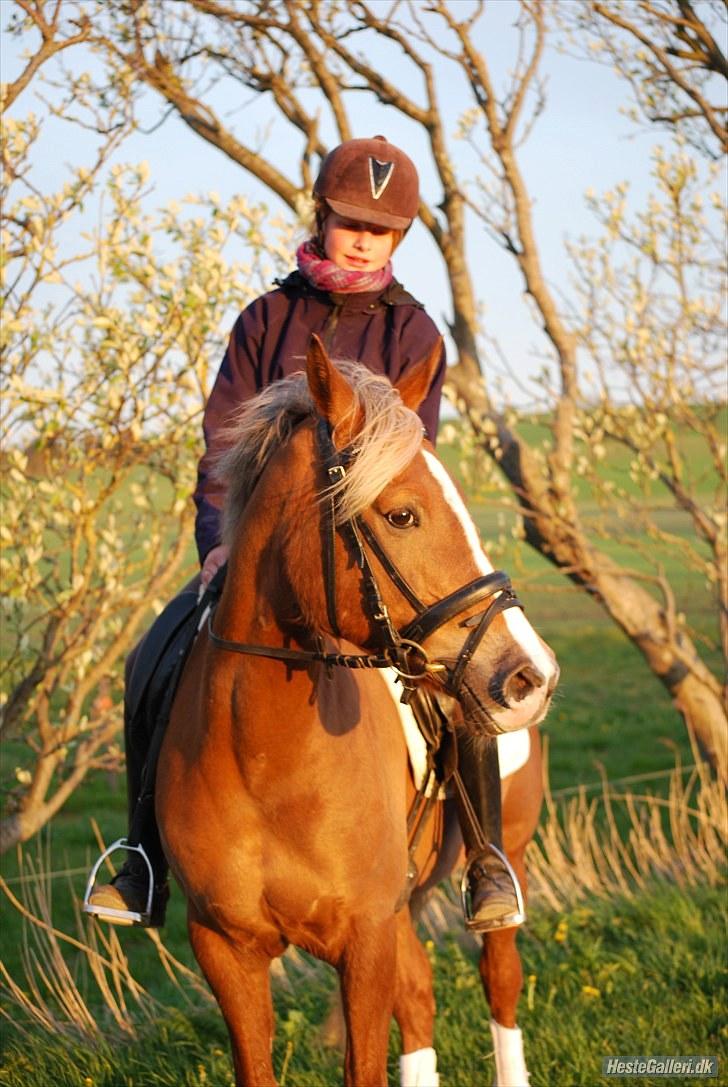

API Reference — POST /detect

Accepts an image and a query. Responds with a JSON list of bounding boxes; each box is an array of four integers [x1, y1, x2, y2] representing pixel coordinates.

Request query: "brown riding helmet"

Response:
[[314, 135, 419, 231]]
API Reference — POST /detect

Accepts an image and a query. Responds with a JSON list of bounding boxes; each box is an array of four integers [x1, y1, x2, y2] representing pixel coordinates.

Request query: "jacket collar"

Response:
[[274, 270, 424, 310]]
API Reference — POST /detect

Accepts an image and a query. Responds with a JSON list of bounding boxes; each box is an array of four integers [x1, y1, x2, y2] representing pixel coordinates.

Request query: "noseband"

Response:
[[208, 418, 523, 703]]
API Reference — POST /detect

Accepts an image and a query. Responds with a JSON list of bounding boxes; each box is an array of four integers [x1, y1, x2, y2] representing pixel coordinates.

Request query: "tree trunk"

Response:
[[446, 363, 728, 781]]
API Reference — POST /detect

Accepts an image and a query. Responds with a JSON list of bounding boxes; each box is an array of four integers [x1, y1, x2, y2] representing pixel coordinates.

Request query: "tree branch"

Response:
[[3, 0, 90, 110]]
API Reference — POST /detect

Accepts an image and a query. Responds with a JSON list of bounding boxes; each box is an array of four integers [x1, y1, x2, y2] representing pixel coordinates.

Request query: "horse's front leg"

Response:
[[188, 909, 277, 1087], [393, 907, 439, 1087], [478, 849, 530, 1087], [479, 927, 530, 1087], [339, 914, 398, 1087]]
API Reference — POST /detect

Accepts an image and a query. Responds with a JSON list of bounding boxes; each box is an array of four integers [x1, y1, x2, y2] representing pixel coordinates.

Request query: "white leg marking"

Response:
[[400, 1046, 439, 1087], [490, 1019, 530, 1087]]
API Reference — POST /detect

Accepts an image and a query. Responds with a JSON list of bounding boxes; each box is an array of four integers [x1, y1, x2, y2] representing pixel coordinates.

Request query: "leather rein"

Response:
[[207, 417, 523, 702]]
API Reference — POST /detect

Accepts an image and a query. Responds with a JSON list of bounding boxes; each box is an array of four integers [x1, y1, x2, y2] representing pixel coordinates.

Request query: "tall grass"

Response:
[[413, 742, 726, 943]]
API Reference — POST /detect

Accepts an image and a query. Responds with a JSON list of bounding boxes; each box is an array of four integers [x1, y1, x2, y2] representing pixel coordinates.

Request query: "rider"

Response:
[[87, 136, 522, 932]]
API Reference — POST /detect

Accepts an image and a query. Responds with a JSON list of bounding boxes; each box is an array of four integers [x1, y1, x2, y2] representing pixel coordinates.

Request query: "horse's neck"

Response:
[[215, 545, 283, 646], [216, 453, 311, 645]]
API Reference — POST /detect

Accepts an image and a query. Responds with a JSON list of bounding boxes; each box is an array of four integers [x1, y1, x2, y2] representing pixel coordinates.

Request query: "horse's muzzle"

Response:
[[460, 656, 559, 736]]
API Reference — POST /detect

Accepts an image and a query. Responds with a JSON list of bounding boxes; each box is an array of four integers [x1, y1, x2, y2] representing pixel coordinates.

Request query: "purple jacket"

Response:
[[193, 271, 446, 562]]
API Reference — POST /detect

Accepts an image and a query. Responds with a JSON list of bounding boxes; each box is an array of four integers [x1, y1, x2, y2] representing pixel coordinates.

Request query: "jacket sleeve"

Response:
[[398, 308, 447, 444], [193, 300, 265, 563], [415, 334, 447, 445]]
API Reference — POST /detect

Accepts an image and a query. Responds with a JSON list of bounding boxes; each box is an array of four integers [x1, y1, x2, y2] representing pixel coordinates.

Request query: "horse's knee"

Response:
[[394, 916, 435, 1052], [400, 954, 435, 1023]]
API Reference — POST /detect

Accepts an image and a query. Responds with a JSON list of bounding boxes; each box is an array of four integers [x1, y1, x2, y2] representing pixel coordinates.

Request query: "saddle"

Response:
[[125, 567, 227, 848], [127, 587, 201, 728], [83, 569, 226, 925]]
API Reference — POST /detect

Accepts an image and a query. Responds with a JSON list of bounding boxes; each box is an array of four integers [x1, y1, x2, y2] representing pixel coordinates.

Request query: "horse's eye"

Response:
[[385, 508, 418, 529]]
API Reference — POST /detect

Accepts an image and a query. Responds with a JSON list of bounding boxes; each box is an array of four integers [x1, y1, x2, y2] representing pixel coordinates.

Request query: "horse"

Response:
[[156, 336, 558, 1087]]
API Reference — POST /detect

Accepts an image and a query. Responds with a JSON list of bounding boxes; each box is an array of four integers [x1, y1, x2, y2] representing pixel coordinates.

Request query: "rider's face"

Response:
[[323, 212, 395, 273]]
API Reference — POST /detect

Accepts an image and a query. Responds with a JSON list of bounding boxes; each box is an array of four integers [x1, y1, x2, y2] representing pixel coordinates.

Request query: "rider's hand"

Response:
[[200, 544, 230, 590]]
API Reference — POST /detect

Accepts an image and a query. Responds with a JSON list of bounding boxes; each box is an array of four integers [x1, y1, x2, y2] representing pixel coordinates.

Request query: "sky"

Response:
[[1, 0, 695, 407]]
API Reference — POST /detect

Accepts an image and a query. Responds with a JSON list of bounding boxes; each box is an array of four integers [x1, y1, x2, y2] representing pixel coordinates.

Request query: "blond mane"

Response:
[[215, 361, 425, 545]]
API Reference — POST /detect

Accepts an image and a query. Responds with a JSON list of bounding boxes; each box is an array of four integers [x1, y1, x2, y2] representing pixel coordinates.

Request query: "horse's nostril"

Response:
[[505, 664, 545, 703]]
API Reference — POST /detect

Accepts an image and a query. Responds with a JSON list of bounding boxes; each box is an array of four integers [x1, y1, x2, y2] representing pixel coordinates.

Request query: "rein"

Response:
[[207, 417, 523, 701], [206, 615, 432, 679]]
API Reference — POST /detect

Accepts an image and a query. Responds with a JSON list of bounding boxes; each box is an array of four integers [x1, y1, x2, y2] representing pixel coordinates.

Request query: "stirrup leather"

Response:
[[83, 838, 155, 926], [460, 842, 526, 932]]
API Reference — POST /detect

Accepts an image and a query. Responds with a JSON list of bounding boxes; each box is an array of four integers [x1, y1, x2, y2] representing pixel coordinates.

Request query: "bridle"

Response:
[[208, 418, 523, 704]]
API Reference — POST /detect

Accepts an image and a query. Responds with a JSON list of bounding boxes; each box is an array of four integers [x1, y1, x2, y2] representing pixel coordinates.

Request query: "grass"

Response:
[[0, 884, 725, 1086], [1, 748, 724, 1086], [432, 885, 726, 1087]]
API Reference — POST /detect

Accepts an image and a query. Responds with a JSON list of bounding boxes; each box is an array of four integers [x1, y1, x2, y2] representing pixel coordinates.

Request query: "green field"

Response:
[[1, 420, 725, 1086], [1, 878, 725, 1086]]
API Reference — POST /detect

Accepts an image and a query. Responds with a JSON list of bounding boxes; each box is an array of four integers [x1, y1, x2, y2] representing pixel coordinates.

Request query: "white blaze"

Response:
[[422, 451, 555, 685], [423, 451, 494, 576]]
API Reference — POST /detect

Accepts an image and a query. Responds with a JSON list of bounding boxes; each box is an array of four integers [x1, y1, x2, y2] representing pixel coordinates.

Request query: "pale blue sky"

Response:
[[2, 1, 679, 405]]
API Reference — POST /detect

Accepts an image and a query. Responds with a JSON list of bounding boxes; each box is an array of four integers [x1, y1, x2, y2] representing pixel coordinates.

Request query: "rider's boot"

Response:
[[455, 733, 525, 932], [86, 654, 170, 927], [87, 849, 169, 927]]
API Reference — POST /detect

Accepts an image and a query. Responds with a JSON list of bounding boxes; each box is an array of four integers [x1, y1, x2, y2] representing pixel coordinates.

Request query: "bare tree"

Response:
[[76, 0, 727, 778], [2, 0, 91, 111], [562, 0, 727, 158], [5, 0, 724, 784]]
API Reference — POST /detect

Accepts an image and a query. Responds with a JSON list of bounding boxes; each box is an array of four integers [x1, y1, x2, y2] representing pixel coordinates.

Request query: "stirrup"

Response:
[[460, 843, 526, 932], [83, 838, 155, 926]]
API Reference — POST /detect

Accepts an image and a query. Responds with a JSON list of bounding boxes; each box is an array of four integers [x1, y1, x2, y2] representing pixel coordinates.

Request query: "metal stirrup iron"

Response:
[[459, 843, 526, 931], [83, 839, 156, 926]]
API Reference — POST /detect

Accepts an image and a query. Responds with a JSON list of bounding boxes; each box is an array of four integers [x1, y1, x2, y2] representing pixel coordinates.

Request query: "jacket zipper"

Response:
[[322, 303, 342, 353]]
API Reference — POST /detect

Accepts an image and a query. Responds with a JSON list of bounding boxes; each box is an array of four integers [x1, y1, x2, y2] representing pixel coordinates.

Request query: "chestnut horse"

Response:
[[156, 338, 557, 1086]]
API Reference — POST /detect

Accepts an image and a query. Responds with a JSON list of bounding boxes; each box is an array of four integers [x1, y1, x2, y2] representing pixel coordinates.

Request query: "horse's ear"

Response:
[[395, 337, 443, 412], [306, 334, 363, 446]]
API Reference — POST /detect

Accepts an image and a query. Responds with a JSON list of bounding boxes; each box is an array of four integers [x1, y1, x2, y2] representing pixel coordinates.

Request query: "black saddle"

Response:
[[127, 586, 201, 726], [125, 566, 226, 848]]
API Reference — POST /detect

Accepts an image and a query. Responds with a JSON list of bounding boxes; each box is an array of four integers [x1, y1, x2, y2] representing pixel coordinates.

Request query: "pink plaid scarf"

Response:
[[296, 240, 393, 294]]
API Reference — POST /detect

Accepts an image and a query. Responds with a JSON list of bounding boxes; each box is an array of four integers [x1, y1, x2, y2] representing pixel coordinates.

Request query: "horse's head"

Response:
[[301, 337, 559, 736], [217, 337, 557, 735]]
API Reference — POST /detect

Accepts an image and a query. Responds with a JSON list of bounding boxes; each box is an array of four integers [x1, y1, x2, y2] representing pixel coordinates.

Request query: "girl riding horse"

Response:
[[87, 136, 523, 932]]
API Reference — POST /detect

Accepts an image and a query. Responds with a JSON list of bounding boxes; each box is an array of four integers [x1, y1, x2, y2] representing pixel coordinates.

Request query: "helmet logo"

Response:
[[369, 157, 394, 201]]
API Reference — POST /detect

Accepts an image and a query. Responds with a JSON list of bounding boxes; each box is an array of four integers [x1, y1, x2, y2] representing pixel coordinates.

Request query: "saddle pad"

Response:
[[379, 669, 530, 794]]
